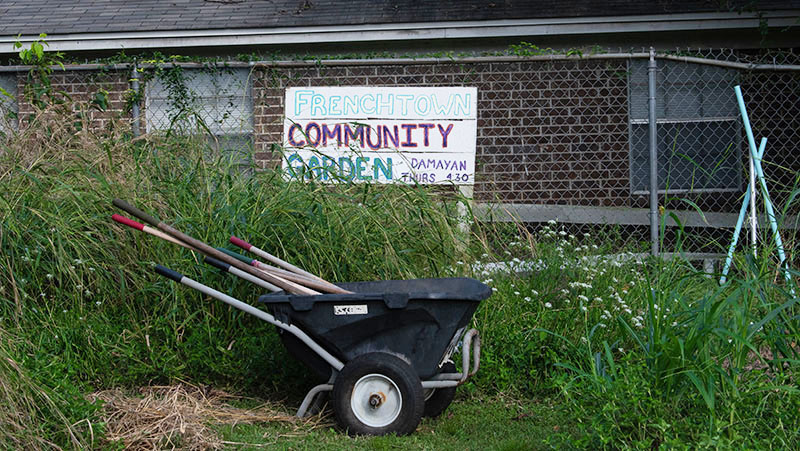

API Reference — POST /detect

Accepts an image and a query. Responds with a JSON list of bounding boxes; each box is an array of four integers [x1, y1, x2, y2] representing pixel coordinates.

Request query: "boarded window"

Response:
[[628, 60, 742, 193], [145, 68, 253, 165]]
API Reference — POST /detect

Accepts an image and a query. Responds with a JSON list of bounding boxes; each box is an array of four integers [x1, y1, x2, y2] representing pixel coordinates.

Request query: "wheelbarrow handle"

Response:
[[152, 263, 344, 372]]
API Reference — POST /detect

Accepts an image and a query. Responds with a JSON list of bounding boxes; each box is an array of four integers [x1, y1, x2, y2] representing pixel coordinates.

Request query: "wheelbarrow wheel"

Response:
[[423, 361, 457, 418], [332, 352, 424, 436]]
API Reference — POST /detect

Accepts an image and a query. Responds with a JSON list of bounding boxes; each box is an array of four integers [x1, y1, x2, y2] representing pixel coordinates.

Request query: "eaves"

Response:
[[1, 10, 798, 54]]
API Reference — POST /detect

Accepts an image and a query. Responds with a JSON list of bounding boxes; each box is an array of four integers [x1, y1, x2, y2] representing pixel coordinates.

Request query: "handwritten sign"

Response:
[[282, 87, 477, 185]]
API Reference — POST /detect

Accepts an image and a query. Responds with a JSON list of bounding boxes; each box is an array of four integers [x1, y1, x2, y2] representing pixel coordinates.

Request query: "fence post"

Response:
[[648, 48, 659, 256], [130, 61, 140, 137]]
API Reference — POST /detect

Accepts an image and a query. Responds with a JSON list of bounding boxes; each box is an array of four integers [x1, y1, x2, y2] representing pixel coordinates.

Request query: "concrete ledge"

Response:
[[474, 202, 800, 229]]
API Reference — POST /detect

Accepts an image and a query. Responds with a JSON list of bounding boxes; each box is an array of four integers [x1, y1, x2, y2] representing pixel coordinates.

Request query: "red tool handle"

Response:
[[112, 213, 145, 231], [230, 236, 253, 250]]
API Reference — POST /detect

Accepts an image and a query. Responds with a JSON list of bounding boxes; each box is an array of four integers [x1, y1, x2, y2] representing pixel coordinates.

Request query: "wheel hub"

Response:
[[369, 393, 384, 408], [351, 374, 402, 427]]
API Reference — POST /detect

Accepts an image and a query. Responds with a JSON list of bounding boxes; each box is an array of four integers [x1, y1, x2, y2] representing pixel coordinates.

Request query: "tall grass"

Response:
[[541, 215, 800, 446], [0, 107, 475, 446], [2, 106, 798, 447], [0, 327, 95, 449]]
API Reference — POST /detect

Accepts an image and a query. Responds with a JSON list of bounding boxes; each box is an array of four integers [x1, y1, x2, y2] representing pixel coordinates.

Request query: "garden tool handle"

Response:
[[113, 198, 160, 228]]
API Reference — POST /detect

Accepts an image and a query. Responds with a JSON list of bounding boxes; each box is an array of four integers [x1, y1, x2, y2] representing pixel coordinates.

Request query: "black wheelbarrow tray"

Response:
[[155, 265, 490, 436]]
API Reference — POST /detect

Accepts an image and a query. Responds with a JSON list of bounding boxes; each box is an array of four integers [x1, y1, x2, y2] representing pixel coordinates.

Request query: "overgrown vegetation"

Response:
[[2, 46, 799, 447]]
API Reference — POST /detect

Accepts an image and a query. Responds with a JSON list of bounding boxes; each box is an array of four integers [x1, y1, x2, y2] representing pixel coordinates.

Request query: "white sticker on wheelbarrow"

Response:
[[334, 305, 368, 315]]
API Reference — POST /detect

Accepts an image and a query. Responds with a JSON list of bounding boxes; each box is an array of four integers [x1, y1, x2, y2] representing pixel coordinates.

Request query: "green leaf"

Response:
[[686, 370, 715, 413]]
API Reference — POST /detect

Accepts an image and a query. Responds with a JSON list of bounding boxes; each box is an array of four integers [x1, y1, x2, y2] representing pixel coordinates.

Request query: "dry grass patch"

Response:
[[89, 384, 312, 450]]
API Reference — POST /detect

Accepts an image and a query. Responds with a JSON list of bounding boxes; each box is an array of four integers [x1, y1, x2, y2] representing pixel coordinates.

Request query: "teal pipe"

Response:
[[720, 139, 764, 284], [751, 137, 794, 291], [734, 86, 794, 293]]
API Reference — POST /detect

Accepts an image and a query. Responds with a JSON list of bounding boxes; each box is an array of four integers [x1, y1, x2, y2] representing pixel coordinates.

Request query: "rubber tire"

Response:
[[332, 353, 424, 436], [423, 361, 458, 418]]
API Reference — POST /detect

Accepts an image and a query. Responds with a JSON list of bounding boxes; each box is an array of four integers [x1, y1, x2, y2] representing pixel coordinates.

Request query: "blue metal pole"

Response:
[[734, 85, 794, 293], [751, 138, 794, 292], [720, 139, 765, 284], [719, 140, 766, 285]]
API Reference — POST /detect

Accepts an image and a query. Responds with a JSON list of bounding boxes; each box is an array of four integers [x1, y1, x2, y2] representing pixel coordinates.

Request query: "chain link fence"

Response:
[[2, 50, 799, 258], [636, 49, 800, 256], [140, 65, 255, 170]]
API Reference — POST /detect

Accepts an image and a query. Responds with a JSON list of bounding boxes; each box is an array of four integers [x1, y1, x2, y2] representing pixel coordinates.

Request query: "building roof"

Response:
[[2, 0, 798, 35], [0, 1, 798, 55]]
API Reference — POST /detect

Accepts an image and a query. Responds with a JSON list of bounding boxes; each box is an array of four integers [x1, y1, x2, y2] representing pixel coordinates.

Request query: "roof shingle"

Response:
[[2, 0, 798, 36]]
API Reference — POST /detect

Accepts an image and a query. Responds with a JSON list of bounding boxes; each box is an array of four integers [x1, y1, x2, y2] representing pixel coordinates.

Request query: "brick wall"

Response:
[[16, 70, 129, 130], [5, 56, 795, 216], [253, 59, 632, 208]]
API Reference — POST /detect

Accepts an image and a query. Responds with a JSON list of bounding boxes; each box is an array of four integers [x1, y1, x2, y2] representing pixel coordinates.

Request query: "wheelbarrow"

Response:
[[154, 263, 489, 436]]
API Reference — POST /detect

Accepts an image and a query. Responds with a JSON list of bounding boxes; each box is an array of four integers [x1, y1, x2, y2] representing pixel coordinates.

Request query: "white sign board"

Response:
[[282, 86, 477, 185]]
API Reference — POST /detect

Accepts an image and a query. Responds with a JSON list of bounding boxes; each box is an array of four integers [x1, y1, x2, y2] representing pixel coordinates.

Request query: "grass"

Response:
[[1, 105, 800, 448], [216, 393, 577, 450]]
